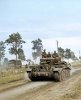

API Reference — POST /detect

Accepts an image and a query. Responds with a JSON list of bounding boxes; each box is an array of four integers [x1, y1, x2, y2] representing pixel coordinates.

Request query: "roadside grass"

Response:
[[0, 67, 31, 92], [71, 61, 81, 67], [0, 80, 28, 93], [60, 77, 81, 100], [0, 68, 26, 84]]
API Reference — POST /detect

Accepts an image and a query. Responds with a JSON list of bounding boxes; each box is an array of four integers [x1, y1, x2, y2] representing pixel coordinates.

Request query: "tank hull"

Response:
[[27, 67, 71, 81], [27, 58, 71, 82]]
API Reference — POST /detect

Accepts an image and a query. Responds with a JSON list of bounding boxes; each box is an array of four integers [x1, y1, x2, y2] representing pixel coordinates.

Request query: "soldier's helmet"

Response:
[[44, 49, 46, 52], [54, 51, 56, 54], [48, 52, 50, 54]]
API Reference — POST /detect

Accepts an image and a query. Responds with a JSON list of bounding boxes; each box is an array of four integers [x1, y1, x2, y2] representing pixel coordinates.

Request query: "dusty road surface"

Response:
[[0, 67, 81, 100]]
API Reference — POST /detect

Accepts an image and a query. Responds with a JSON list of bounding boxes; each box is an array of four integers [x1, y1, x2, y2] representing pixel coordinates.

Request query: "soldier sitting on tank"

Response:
[[42, 49, 47, 58], [52, 51, 59, 58], [47, 52, 51, 57], [52, 51, 61, 64]]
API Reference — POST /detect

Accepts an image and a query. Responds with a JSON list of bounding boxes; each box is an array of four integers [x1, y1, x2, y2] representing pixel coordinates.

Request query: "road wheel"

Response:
[[54, 72, 61, 81], [67, 69, 70, 77], [54, 70, 66, 82], [28, 73, 37, 81], [61, 69, 66, 81]]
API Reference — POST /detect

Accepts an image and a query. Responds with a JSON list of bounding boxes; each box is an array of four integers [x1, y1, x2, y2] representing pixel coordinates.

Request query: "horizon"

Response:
[[0, 34, 81, 61]]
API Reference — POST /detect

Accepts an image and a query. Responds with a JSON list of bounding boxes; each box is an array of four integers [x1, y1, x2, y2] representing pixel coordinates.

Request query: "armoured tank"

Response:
[[27, 56, 71, 81]]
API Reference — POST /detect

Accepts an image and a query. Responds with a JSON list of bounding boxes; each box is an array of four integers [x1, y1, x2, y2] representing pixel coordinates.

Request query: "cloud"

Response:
[[0, 23, 81, 34], [62, 23, 81, 31], [45, 23, 81, 32]]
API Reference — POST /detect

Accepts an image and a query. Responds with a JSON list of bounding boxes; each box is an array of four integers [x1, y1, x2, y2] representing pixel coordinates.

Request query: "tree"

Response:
[[31, 38, 43, 60], [3, 58, 8, 67], [18, 48, 25, 61], [32, 52, 38, 61], [58, 47, 64, 58], [70, 51, 76, 60], [5, 32, 25, 67], [79, 56, 81, 60], [64, 48, 71, 60], [0, 41, 5, 65]]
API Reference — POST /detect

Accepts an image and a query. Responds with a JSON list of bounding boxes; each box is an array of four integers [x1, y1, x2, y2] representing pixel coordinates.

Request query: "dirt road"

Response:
[[0, 67, 81, 100]]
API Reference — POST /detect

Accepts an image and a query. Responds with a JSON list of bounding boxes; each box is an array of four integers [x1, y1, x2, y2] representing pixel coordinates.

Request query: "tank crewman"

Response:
[[47, 52, 51, 57], [42, 49, 47, 58], [52, 51, 61, 63], [52, 51, 59, 58]]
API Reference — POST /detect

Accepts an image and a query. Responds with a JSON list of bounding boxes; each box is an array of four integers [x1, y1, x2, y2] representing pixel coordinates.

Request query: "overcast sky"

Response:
[[0, 0, 81, 60]]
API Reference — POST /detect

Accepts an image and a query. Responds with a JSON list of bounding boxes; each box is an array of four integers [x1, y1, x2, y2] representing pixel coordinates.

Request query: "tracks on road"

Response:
[[16, 68, 81, 100]]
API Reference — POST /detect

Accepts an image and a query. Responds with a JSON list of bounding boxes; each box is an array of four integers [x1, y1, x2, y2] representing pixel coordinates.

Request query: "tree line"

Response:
[[0, 32, 78, 67], [58, 47, 77, 60], [0, 32, 43, 67]]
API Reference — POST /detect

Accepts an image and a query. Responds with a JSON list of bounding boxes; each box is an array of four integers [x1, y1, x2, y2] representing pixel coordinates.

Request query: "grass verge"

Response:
[[0, 80, 29, 93], [60, 76, 81, 100], [71, 61, 81, 67], [0, 68, 30, 92], [0, 68, 26, 84]]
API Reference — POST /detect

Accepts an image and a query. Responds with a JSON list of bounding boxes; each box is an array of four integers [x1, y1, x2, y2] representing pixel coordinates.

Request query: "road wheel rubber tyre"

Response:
[[54, 72, 60, 81], [67, 69, 70, 77], [28, 73, 37, 81], [61, 69, 66, 81], [54, 70, 66, 82]]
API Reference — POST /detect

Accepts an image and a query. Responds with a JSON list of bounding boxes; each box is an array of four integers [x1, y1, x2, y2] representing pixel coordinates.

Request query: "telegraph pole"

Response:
[[56, 40, 58, 53], [79, 50, 80, 59]]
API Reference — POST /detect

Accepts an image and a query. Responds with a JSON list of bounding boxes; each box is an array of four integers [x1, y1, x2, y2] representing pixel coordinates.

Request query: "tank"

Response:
[[27, 56, 71, 82]]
